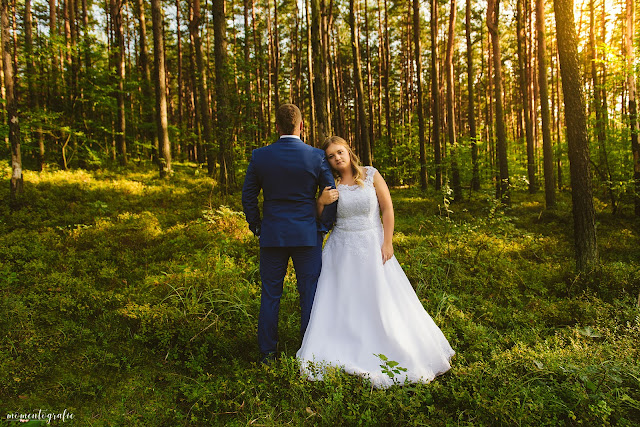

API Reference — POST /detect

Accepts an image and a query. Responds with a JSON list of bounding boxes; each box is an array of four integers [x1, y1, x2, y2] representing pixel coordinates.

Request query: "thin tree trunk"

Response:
[[446, 0, 461, 201], [176, 0, 183, 152], [364, 0, 374, 148], [136, 0, 158, 163], [383, 0, 391, 163], [2, 0, 22, 208], [536, 0, 555, 208], [413, 0, 427, 189], [191, 0, 214, 175], [24, 0, 45, 171], [305, 0, 316, 146], [554, 0, 599, 271], [49, 0, 61, 112], [243, 0, 253, 148], [272, 0, 280, 112], [487, 0, 509, 203], [349, 0, 372, 165], [517, 0, 535, 193], [626, 0, 640, 216], [110, 0, 126, 165], [466, 0, 479, 191], [431, 0, 442, 190], [151, 0, 171, 177], [213, 0, 235, 192], [311, 0, 330, 141]]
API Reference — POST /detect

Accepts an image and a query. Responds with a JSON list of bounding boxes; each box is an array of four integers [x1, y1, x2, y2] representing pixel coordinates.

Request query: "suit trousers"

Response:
[[258, 240, 322, 355]]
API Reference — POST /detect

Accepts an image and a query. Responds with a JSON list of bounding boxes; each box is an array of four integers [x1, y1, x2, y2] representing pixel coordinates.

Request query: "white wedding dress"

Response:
[[296, 166, 454, 388]]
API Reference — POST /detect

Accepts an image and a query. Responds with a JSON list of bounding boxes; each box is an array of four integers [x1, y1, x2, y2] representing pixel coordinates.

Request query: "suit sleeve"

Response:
[[241, 152, 262, 236], [318, 155, 337, 231]]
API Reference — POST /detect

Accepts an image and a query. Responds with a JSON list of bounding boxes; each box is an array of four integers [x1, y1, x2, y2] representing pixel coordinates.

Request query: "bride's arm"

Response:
[[317, 186, 339, 217], [373, 171, 394, 264]]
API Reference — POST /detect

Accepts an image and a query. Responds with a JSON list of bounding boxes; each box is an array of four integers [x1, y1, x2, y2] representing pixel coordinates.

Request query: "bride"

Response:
[[296, 136, 454, 388]]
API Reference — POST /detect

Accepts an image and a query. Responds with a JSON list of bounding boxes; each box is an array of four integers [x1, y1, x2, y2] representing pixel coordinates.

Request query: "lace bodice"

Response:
[[334, 166, 381, 232]]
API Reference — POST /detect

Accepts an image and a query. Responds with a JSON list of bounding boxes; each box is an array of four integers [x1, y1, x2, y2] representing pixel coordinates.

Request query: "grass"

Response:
[[1, 163, 639, 426]]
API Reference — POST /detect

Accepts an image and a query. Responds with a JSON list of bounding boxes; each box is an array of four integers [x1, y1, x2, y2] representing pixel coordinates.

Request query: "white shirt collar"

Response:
[[279, 134, 302, 140]]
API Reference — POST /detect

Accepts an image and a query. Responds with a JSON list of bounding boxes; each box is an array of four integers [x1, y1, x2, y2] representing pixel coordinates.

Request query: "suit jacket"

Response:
[[242, 136, 337, 247]]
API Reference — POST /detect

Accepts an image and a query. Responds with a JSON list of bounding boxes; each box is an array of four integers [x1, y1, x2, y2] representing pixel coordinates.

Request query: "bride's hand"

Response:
[[381, 242, 394, 264], [318, 186, 339, 205]]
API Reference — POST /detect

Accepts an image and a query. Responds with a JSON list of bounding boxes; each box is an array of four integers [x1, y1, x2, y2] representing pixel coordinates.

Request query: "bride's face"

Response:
[[325, 143, 351, 173]]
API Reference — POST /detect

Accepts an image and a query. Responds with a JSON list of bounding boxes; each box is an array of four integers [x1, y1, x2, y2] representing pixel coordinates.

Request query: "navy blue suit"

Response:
[[242, 136, 337, 355]]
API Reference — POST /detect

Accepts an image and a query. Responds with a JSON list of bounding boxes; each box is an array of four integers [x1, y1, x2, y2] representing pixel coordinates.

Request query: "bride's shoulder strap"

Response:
[[364, 166, 377, 184]]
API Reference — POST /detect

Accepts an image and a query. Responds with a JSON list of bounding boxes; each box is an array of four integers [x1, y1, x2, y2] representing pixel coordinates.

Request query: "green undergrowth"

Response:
[[1, 164, 639, 426]]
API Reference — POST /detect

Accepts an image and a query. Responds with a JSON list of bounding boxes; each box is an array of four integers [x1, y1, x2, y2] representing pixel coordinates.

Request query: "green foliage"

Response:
[[375, 353, 408, 380], [1, 164, 639, 425]]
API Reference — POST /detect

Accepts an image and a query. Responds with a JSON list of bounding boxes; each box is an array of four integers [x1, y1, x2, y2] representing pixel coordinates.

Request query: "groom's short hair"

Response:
[[276, 104, 302, 135]]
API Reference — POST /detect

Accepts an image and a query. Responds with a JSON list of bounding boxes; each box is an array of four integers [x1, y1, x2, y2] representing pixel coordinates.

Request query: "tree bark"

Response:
[[536, 0, 555, 208], [517, 0, 535, 193], [2, 0, 22, 208], [213, 0, 236, 192], [626, 0, 640, 216], [110, 0, 127, 165], [175, 0, 184, 150], [413, 0, 427, 189], [25, 0, 45, 171], [430, 0, 442, 190], [272, 0, 280, 112], [446, 0, 462, 201], [305, 0, 316, 146], [349, 0, 372, 165], [554, 0, 599, 271], [487, 0, 510, 203], [136, 0, 158, 163], [49, 0, 61, 112], [190, 0, 214, 174], [383, 0, 391, 162], [311, 0, 330, 142], [151, 0, 171, 177], [466, 0, 479, 191]]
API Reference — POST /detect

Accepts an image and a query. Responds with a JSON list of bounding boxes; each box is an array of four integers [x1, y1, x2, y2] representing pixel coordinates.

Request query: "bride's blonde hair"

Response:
[[322, 136, 364, 187]]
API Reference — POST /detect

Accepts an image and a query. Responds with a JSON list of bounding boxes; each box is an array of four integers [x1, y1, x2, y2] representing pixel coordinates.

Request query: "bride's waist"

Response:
[[333, 219, 382, 232]]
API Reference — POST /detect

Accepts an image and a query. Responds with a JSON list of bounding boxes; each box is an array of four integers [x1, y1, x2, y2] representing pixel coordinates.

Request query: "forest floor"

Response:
[[1, 163, 639, 426]]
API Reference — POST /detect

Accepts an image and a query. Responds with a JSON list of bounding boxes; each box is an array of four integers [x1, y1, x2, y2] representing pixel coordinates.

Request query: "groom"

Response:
[[242, 104, 337, 364]]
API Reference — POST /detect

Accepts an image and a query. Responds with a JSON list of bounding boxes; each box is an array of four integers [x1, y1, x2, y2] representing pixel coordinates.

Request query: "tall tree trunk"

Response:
[[175, 0, 183, 152], [25, 0, 45, 171], [252, 0, 266, 141], [363, 0, 374, 147], [466, 0, 479, 191], [536, 0, 555, 208], [626, 0, 640, 216], [2, 0, 22, 208], [430, 0, 442, 190], [110, 0, 127, 165], [554, 0, 599, 271], [305, 0, 316, 146], [517, 0, 535, 193], [311, 0, 330, 141], [487, 0, 510, 203], [191, 0, 214, 175], [243, 0, 253, 147], [136, 0, 158, 163], [272, 0, 280, 112], [413, 0, 427, 189], [213, 0, 235, 192], [383, 0, 391, 164], [151, 0, 171, 177], [446, 0, 462, 201], [49, 0, 60, 112], [349, 0, 372, 165]]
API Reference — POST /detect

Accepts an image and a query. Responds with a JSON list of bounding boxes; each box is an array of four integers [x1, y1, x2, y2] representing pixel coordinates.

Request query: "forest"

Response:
[[1, 0, 639, 424]]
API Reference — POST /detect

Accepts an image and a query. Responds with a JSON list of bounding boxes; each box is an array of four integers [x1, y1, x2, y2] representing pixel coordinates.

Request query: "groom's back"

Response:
[[248, 138, 326, 246]]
